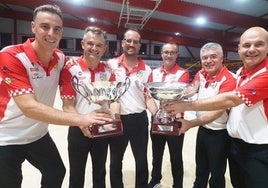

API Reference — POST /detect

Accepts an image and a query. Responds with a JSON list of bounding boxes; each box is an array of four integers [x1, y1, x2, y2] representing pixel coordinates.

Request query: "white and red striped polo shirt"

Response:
[[106, 54, 152, 115], [228, 57, 268, 144], [60, 56, 115, 114], [0, 38, 65, 145]]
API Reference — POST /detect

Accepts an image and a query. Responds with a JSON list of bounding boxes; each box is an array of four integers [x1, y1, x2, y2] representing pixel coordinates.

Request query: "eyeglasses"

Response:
[[123, 38, 140, 45], [201, 54, 219, 61], [162, 51, 178, 56]]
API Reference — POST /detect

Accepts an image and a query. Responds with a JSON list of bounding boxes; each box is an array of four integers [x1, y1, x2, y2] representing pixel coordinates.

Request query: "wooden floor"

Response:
[[21, 92, 232, 188]]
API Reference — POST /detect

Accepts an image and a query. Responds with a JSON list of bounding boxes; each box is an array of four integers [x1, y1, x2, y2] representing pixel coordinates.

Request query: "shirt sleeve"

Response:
[[147, 72, 153, 82], [192, 71, 200, 83], [236, 72, 268, 106], [219, 73, 236, 93], [0, 51, 33, 96], [178, 70, 190, 83], [59, 65, 76, 99]]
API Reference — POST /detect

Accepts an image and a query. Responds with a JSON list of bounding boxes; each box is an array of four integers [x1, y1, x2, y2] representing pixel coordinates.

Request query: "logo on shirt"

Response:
[[5, 77, 12, 84], [205, 81, 218, 89], [247, 83, 256, 96], [2, 66, 13, 74], [54, 63, 59, 70], [100, 73, 108, 81], [136, 71, 144, 79], [30, 67, 39, 72], [30, 67, 43, 80]]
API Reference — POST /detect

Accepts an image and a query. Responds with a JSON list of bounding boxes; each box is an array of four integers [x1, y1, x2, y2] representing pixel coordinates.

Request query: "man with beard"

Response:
[[107, 28, 157, 188]]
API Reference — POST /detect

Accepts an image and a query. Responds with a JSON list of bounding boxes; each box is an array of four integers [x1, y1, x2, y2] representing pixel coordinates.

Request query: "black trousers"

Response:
[[193, 126, 229, 188], [68, 127, 108, 188], [109, 110, 149, 188], [0, 133, 66, 188], [150, 130, 184, 188], [229, 137, 268, 188]]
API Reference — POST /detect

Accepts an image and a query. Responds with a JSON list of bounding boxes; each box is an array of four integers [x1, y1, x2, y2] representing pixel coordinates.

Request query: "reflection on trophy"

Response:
[[145, 82, 197, 136], [72, 75, 130, 138]]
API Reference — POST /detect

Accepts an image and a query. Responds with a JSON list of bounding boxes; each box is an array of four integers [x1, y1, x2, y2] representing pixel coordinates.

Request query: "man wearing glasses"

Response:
[[148, 42, 189, 188], [107, 28, 157, 188]]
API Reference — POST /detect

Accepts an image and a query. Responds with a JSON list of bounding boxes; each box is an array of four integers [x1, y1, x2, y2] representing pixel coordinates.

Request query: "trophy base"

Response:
[[151, 118, 181, 136], [91, 119, 123, 139]]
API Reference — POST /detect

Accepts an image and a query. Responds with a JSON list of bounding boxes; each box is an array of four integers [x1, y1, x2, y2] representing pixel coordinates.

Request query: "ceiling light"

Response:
[[88, 17, 96, 22], [196, 17, 206, 25], [175, 32, 180, 36]]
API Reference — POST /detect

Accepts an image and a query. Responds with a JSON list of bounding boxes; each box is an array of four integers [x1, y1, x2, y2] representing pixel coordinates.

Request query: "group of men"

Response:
[[0, 3, 268, 188]]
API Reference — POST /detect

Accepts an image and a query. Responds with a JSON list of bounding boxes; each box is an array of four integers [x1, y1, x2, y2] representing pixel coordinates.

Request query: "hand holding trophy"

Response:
[[145, 81, 198, 136], [72, 75, 130, 138]]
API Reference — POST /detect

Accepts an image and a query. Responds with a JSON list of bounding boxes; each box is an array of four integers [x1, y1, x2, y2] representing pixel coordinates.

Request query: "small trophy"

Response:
[[72, 76, 130, 138], [145, 82, 197, 136]]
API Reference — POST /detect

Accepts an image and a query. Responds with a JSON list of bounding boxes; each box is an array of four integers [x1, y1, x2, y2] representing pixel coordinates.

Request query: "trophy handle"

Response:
[[180, 81, 199, 100], [134, 81, 151, 97], [112, 77, 131, 102], [71, 75, 92, 104], [121, 76, 131, 96]]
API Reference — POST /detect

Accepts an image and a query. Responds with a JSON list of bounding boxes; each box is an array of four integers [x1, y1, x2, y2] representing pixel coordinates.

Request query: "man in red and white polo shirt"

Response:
[[148, 42, 190, 188], [178, 42, 236, 188], [60, 26, 116, 188], [107, 28, 157, 188], [0, 5, 111, 188], [164, 27, 268, 188]]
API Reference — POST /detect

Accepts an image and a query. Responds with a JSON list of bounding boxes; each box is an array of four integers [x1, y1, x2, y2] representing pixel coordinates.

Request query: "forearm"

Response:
[[146, 97, 158, 116], [190, 110, 225, 127], [14, 95, 88, 127], [186, 92, 241, 111], [23, 101, 86, 126]]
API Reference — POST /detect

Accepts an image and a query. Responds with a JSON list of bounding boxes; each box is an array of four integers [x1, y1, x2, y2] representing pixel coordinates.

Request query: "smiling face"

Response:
[[121, 30, 141, 57], [238, 27, 268, 72], [161, 43, 179, 70], [81, 31, 107, 63], [200, 49, 223, 77], [31, 11, 63, 52]]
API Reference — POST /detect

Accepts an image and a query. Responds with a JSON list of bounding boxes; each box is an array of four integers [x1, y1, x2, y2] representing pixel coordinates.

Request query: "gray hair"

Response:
[[200, 42, 223, 57], [83, 26, 107, 41]]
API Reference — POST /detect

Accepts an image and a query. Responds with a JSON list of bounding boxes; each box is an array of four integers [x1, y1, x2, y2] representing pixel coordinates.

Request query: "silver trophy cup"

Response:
[[72, 75, 130, 138], [145, 81, 197, 135]]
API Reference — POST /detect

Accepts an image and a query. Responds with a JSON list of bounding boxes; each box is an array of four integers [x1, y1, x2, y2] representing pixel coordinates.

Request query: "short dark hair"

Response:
[[123, 28, 141, 41], [161, 42, 179, 52], [33, 4, 63, 21]]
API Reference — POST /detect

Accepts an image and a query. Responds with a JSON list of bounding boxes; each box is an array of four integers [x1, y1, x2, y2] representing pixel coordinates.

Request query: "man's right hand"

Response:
[[80, 108, 113, 138]]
